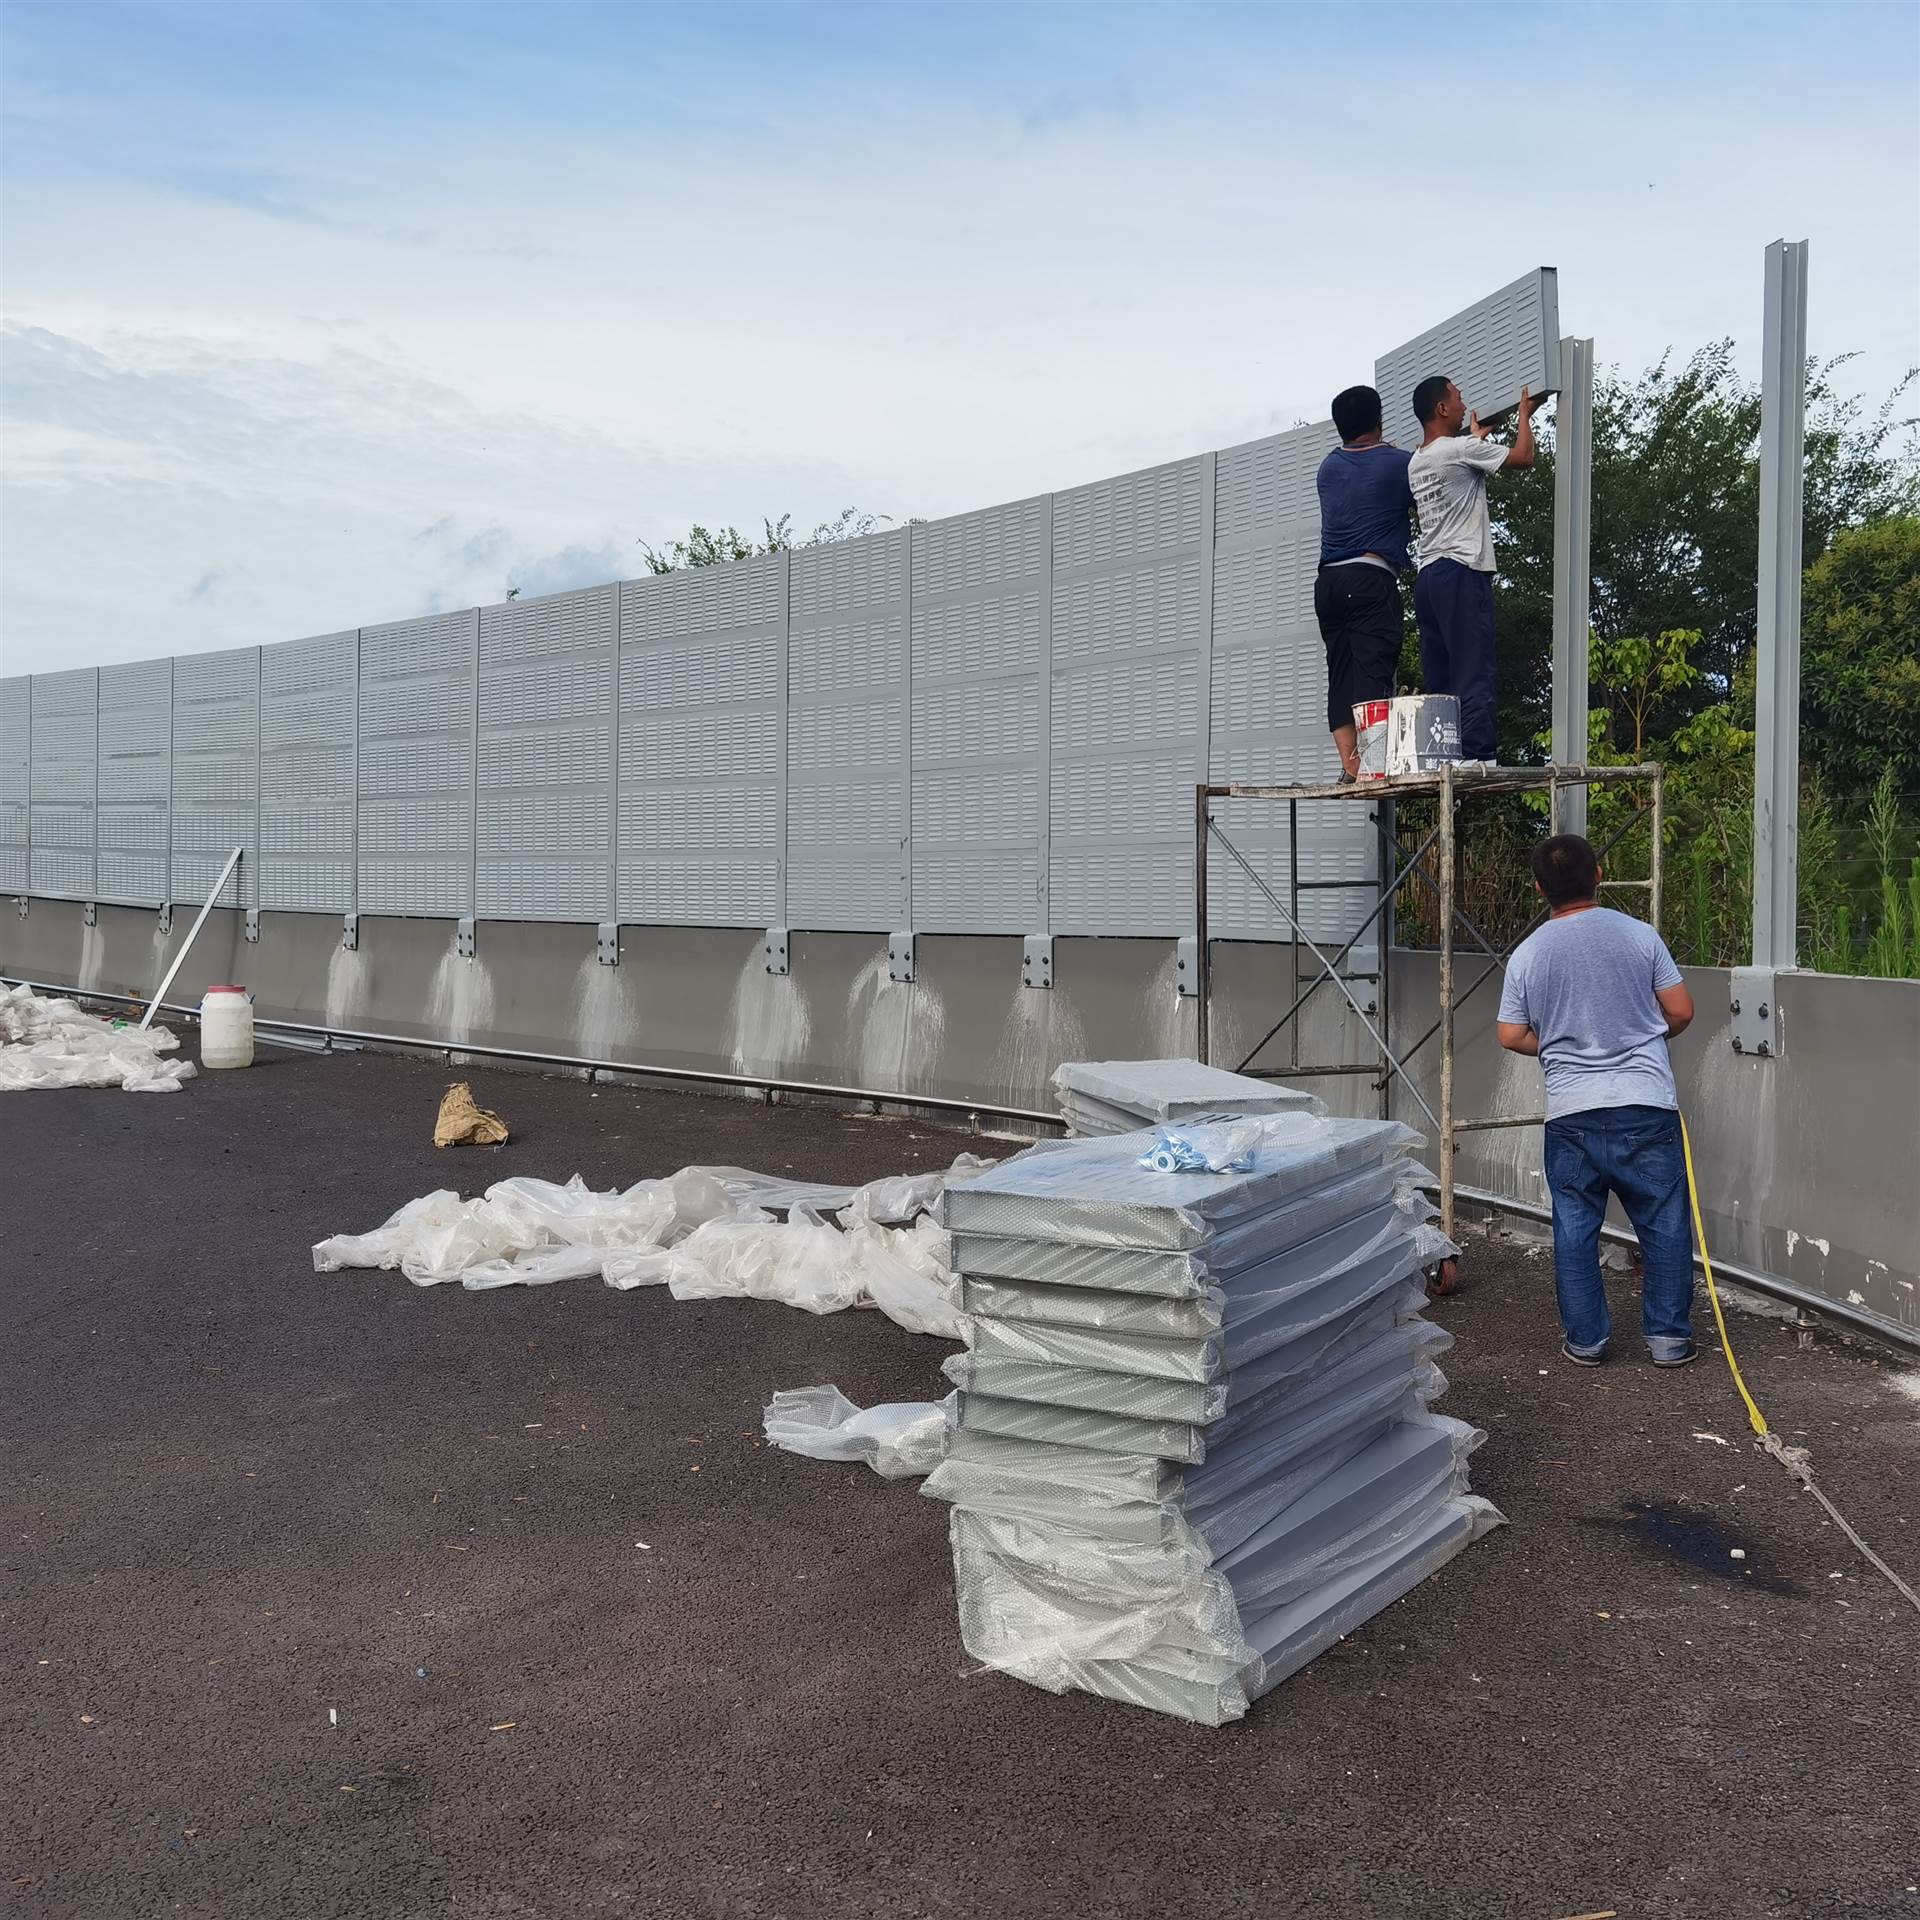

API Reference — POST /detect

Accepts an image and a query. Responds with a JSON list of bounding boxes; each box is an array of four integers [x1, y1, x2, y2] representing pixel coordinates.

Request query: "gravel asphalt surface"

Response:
[[4, 1046, 1917, 1920]]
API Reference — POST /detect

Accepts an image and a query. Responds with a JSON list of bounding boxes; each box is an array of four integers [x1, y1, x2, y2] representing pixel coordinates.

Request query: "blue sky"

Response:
[[3, 0, 1916, 673]]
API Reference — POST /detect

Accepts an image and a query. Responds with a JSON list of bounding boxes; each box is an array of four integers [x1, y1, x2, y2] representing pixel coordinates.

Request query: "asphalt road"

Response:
[[4, 1047, 1917, 1920]]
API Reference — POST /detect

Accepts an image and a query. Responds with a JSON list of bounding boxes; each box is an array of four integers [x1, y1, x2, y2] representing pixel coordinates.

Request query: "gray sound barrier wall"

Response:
[[1375, 267, 1560, 448], [0, 452, 1365, 943]]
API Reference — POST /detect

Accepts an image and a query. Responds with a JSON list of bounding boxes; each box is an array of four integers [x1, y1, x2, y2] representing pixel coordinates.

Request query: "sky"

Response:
[[3, 0, 1917, 675]]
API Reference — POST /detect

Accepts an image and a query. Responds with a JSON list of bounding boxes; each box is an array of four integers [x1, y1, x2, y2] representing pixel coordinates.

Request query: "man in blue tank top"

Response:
[[1314, 385, 1414, 779]]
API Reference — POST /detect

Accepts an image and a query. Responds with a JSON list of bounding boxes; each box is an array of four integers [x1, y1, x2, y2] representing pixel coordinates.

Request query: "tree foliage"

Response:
[[1799, 514, 1920, 791], [639, 508, 890, 575], [1487, 344, 1919, 764]]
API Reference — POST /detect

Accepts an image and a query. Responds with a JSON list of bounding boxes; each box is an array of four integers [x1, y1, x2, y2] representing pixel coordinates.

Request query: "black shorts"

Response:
[[1314, 562, 1403, 732]]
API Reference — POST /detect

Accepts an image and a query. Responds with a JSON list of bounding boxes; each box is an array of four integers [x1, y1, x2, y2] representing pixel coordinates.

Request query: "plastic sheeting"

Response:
[[1052, 1059, 1320, 1138], [933, 1104, 1501, 1723], [312, 1154, 990, 1338], [762, 1386, 951, 1481], [0, 984, 196, 1094]]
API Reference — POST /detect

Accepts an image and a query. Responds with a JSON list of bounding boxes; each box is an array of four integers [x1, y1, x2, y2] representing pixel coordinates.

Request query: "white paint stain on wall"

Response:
[[845, 951, 945, 1091], [727, 954, 813, 1081], [427, 947, 495, 1047], [572, 952, 626, 1063], [325, 943, 369, 1029]]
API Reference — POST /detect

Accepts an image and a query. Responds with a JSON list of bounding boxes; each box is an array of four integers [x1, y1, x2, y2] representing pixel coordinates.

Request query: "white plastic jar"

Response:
[[199, 985, 255, 1070]]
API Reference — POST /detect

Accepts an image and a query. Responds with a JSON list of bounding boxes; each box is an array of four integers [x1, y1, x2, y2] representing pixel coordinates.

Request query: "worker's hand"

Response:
[[1468, 410, 1491, 440], [1517, 385, 1537, 419]]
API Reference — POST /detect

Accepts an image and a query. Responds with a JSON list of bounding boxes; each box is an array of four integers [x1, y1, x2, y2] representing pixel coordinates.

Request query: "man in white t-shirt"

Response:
[[1406, 376, 1537, 762]]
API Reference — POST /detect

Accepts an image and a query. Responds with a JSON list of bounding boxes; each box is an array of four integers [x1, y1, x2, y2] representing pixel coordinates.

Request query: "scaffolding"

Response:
[[1194, 762, 1666, 1277]]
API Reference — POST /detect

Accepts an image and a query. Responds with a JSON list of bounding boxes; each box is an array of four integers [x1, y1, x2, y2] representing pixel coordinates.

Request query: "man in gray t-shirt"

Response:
[[1497, 834, 1698, 1367]]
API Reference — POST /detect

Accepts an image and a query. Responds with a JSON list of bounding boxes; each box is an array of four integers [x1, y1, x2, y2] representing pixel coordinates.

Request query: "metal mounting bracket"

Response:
[[244, 910, 260, 944], [341, 913, 359, 953], [157, 903, 172, 937], [83, 902, 97, 927], [1729, 966, 1783, 1059], [15, 896, 27, 921], [456, 917, 476, 961], [1176, 935, 1200, 998], [1022, 933, 1054, 990], [764, 927, 789, 977], [596, 922, 619, 967], [888, 930, 916, 984]]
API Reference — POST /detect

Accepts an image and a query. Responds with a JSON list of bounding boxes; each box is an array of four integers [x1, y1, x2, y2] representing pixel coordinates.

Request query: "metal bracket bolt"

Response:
[[596, 922, 619, 967], [244, 910, 260, 944], [456, 918, 476, 961], [888, 931, 915, 985], [15, 897, 27, 921], [157, 904, 173, 937], [1729, 966, 1782, 1060], [341, 913, 359, 953], [1175, 935, 1200, 998], [763, 927, 789, 977], [83, 902, 98, 928], [1022, 934, 1054, 990]]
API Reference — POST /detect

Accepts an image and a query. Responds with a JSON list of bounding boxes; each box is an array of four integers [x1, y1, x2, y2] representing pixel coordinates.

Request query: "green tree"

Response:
[[1799, 515, 1920, 792], [639, 508, 891, 574], [1487, 346, 1919, 766]]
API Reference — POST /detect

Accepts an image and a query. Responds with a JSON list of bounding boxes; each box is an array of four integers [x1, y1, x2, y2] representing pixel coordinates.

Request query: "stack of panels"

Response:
[[927, 1114, 1500, 1725], [1052, 1057, 1321, 1137]]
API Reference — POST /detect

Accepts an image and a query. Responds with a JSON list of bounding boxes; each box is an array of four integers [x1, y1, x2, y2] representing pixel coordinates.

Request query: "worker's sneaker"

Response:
[[1650, 1342, 1698, 1368], [1560, 1339, 1605, 1367]]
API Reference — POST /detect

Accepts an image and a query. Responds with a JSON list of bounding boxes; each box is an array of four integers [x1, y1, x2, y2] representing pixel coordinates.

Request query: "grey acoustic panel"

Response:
[[1048, 457, 1207, 937], [618, 561, 781, 927], [479, 585, 615, 922], [0, 677, 30, 893], [1207, 422, 1375, 946], [1375, 267, 1560, 451], [358, 611, 475, 918], [260, 630, 357, 913], [911, 499, 1047, 933], [171, 647, 258, 910], [95, 658, 172, 905], [788, 529, 910, 930], [29, 668, 97, 899]]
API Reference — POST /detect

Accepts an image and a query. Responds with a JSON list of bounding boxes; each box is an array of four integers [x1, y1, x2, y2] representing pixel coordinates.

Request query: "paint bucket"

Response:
[[1353, 695, 1463, 780]]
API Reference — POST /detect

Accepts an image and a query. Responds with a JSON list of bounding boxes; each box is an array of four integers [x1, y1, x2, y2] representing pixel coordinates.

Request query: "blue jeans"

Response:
[[1542, 1104, 1695, 1360], [1413, 559, 1497, 758]]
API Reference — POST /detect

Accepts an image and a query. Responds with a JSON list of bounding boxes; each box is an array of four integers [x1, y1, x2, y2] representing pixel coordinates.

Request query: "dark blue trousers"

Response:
[[1413, 558, 1497, 759]]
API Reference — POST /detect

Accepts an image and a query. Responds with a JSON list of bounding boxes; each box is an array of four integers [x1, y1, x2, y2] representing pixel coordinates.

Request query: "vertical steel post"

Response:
[[1438, 764, 1456, 1246], [1648, 770, 1664, 934], [1550, 337, 1595, 836], [1193, 785, 1211, 1064], [1288, 796, 1300, 1070], [1753, 239, 1809, 970], [1377, 794, 1393, 1121]]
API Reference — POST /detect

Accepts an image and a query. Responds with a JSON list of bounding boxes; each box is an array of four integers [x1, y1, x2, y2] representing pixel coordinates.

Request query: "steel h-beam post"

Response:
[[1753, 239, 1808, 970], [1550, 336, 1594, 835]]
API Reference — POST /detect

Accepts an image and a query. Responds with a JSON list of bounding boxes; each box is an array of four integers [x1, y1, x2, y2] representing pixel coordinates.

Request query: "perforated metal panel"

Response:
[[357, 611, 475, 917], [1375, 267, 1560, 451], [0, 677, 29, 893], [788, 529, 909, 930], [1207, 422, 1375, 945], [911, 499, 1047, 932], [261, 630, 357, 913], [29, 668, 96, 899], [95, 658, 172, 905], [479, 585, 615, 921], [170, 648, 258, 910], [618, 561, 781, 926], [1048, 458, 1207, 936]]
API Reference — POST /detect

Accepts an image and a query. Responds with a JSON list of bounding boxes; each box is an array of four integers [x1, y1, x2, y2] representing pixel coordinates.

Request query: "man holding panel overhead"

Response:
[[1407, 376, 1537, 765]]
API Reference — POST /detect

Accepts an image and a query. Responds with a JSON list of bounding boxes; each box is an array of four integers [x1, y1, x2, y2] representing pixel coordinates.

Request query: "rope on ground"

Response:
[[1681, 1113, 1920, 1620]]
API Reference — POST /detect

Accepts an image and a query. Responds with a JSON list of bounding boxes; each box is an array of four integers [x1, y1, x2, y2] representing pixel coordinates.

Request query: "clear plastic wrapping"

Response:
[[947, 1162, 1415, 1296], [938, 1115, 1425, 1252], [1051, 1058, 1322, 1130], [761, 1386, 950, 1480]]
